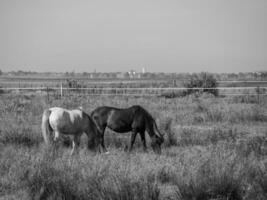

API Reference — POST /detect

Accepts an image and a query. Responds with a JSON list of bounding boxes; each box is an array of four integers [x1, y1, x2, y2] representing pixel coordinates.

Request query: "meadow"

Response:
[[0, 92, 266, 200]]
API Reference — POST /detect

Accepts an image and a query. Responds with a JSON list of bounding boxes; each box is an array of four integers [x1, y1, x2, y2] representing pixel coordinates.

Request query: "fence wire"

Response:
[[1, 86, 267, 97]]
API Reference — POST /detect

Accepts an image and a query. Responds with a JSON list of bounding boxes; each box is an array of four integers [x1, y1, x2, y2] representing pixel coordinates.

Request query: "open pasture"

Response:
[[0, 93, 266, 200]]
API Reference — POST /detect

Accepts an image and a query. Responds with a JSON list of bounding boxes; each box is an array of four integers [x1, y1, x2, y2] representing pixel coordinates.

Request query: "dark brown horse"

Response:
[[91, 105, 164, 153]]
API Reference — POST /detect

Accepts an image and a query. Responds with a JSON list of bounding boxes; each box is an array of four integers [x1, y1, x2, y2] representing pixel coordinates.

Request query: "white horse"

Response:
[[41, 107, 101, 155]]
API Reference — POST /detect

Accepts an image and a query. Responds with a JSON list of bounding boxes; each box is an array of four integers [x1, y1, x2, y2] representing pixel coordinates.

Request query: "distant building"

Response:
[[89, 73, 94, 79], [142, 67, 146, 74], [116, 72, 129, 79], [255, 71, 267, 76], [128, 70, 136, 78], [254, 71, 267, 79]]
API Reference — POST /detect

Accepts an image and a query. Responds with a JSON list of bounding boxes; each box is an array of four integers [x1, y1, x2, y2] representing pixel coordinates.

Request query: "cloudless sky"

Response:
[[0, 0, 267, 73]]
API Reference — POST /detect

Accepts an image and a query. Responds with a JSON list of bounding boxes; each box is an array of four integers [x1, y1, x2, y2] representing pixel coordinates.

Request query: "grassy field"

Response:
[[0, 93, 266, 200]]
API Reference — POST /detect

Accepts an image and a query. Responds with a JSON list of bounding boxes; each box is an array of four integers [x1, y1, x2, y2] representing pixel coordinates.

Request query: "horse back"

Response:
[[48, 107, 87, 134], [91, 107, 109, 125]]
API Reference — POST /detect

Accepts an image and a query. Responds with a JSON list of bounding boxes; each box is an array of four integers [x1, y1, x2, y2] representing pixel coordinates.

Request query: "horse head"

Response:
[[151, 134, 164, 154]]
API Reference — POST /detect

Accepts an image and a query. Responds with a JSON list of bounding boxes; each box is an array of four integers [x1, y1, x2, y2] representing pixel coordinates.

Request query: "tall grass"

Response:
[[1, 143, 266, 200], [0, 93, 266, 199], [0, 123, 42, 147]]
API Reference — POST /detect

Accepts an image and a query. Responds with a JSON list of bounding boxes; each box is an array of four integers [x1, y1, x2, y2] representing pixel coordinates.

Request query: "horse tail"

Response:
[[41, 109, 52, 144]]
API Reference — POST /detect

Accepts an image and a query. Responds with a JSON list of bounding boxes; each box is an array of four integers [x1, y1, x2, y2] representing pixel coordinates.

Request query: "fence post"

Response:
[[46, 87, 49, 103], [257, 86, 260, 104], [173, 79, 176, 87], [60, 82, 63, 98]]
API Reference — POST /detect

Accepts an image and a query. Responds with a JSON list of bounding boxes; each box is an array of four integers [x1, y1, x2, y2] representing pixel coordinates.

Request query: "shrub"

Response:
[[237, 133, 267, 157], [160, 90, 185, 98], [161, 118, 177, 147], [0, 86, 4, 94], [183, 73, 218, 96]]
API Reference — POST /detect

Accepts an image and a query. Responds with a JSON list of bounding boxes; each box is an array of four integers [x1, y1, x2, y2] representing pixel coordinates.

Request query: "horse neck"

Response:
[[86, 115, 100, 135]]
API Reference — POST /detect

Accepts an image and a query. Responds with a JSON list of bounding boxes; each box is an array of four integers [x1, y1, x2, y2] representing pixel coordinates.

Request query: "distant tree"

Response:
[[83, 72, 89, 76], [183, 72, 218, 96], [261, 72, 267, 79], [65, 71, 75, 77], [70, 71, 75, 77]]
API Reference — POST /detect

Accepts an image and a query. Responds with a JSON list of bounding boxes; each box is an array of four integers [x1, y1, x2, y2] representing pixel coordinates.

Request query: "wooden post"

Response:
[[60, 82, 63, 98], [173, 79, 176, 87], [257, 86, 260, 104], [46, 87, 49, 103]]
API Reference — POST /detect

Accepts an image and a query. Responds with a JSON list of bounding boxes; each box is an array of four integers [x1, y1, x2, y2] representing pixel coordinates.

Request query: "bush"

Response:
[[161, 118, 177, 147], [237, 133, 267, 157], [183, 73, 218, 96], [0, 86, 4, 94]]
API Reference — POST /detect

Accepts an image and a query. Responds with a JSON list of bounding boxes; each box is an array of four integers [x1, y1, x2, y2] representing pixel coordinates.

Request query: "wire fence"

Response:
[[1, 86, 267, 96], [1, 86, 267, 105]]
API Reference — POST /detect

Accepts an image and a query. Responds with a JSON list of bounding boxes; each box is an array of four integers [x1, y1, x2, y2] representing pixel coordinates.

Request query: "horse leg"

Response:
[[52, 131, 61, 150], [98, 127, 108, 153], [70, 134, 81, 156], [54, 131, 60, 142], [139, 131, 147, 152], [100, 131, 108, 153], [129, 130, 138, 151], [70, 140, 76, 156]]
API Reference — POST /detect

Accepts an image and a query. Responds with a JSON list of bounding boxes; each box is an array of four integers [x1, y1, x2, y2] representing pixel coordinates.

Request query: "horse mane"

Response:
[[82, 111, 93, 124], [82, 111, 101, 133], [82, 110, 102, 149]]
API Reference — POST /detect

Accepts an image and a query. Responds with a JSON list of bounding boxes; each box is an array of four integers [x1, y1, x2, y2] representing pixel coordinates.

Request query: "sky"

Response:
[[0, 0, 267, 73]]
